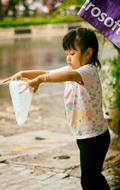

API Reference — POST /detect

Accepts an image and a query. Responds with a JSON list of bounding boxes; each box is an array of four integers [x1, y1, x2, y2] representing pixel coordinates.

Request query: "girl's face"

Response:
[[65, 47, 87, 69]]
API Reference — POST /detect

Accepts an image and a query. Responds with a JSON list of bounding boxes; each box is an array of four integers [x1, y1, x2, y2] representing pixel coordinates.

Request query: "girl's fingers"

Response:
[[28, 83, 35, 93], [29, 86, 34, 92], [2, 77, 11, 83], [2, 76, 16, 83], [21, 77, 28, 81], [2, 76, 27, 84]]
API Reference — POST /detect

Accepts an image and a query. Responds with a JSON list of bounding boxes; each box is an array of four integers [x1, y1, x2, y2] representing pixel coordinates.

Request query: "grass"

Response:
[[0, 15, 82, 28]]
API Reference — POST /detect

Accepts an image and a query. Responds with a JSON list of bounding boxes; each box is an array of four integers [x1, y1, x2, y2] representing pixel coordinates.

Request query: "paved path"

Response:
[[0, 129, 120, 190], [0, 130, 82, 190]]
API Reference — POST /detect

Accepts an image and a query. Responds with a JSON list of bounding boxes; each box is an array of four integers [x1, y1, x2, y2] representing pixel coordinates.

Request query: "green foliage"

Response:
[[61, 0, 85, 6], [0, 0, 85, 27], [54, 0, 86, 13], [0, 15, 82, 27], [50, 14, 82, 23], [9, 0, 19, 5], [111, 49, 120, 119], [0, 17, 48, 27]]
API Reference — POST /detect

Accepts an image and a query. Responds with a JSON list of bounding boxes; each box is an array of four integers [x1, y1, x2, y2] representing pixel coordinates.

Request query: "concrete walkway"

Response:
[[0, 129, 120, 190], [0, 130, 82, 190]]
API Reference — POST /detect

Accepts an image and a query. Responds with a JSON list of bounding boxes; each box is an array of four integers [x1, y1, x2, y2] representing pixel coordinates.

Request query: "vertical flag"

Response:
[[77, 0, 120, 48]]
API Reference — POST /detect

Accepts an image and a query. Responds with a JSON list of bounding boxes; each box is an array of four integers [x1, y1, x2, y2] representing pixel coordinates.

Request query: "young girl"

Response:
[[2, 27, 110, 190]]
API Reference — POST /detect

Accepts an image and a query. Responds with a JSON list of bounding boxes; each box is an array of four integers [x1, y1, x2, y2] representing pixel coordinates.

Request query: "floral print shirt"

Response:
[[64, 64, 108, 139]]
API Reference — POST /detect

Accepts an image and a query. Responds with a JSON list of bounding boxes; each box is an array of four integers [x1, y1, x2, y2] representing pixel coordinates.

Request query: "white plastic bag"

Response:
[[9, 80, 33, 126]]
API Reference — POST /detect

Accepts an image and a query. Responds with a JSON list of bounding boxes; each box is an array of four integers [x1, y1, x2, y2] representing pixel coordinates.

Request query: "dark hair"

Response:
[[63, 27, 101, 68]]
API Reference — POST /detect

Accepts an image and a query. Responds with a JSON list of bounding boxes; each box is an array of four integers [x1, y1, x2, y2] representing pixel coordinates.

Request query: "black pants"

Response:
[[77, 130, 110, 190]]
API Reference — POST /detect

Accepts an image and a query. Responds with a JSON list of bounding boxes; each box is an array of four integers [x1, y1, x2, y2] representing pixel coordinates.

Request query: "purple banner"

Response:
[[77, 0, 120, 48]]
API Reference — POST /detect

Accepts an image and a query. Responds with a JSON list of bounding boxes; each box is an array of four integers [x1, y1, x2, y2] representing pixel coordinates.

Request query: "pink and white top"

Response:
[[64, 64, 108, 139], [51, 64, 108, 139]]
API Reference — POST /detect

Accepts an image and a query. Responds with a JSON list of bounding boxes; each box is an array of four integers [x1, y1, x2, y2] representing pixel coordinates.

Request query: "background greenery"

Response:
[[0, 0, 85, 27], [0, 15, 82, 27]]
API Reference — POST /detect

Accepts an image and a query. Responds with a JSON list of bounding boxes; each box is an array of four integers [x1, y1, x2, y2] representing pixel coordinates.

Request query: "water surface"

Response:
[[0, 37, 66, 100]]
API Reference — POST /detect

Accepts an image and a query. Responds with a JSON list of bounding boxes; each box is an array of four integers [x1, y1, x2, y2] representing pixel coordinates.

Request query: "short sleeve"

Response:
[[49, 66, 69, 74], [75, 64, 97, 88]]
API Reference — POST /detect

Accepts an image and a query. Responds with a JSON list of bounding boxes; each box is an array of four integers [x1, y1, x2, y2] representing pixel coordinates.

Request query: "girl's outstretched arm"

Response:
[[21, 70, 49, 79], [1, 70, 49, 83], [28, 70, 83, 92]]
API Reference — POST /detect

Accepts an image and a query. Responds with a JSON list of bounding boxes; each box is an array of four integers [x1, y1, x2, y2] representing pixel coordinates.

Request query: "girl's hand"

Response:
[[1, 71, 26, 84], [28, 78, 40, 93]]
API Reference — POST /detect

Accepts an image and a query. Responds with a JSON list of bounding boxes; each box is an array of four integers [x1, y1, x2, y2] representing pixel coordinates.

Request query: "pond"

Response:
[[0, 36, 66, 101]]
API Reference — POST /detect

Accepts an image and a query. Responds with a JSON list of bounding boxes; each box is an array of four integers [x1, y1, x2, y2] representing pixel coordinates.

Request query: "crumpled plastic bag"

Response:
[[9, 80, 33, 126]]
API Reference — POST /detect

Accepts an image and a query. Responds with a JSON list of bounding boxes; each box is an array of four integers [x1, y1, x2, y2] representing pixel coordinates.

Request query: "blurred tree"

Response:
[[2, 0, 18, 17], [0, 0, 30, 17], [0, 0, 5, 19], [0, 0, 3, 19], [53, 0, 86, 15], [22, 0, 29, 16]]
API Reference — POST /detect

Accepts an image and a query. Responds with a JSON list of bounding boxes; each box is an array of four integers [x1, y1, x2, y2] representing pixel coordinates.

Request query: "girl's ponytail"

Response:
[[76, 28, 101, 69]]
